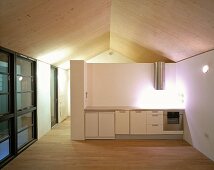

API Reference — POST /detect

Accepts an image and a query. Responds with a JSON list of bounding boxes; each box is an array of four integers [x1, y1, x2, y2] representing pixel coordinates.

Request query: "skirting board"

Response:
[[115, 134, 183, 139]]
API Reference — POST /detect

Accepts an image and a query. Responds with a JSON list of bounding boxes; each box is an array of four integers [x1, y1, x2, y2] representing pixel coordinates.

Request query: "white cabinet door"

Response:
[[115, 111, 129, 134], [85, 112, 99, 138], [130, 111, 146, 134], [99, 112, 115, 138]]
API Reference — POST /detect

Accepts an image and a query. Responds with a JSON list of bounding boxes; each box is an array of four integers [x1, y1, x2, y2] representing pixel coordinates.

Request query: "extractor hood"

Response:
[[154, 62, 165, 90]]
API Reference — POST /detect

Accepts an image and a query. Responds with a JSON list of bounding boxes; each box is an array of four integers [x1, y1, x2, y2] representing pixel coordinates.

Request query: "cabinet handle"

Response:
[[152, 124, 158, 126]]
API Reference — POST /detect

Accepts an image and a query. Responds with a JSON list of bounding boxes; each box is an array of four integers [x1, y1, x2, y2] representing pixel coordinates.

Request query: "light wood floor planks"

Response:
[[3, 117, 214, 170]]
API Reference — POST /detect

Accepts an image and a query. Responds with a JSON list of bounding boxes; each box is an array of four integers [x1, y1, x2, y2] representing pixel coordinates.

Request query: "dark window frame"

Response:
[[0, 46, 37, 168]]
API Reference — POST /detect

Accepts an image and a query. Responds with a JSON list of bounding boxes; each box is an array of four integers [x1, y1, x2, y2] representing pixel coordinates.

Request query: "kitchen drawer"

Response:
[[147, 111, 163, 115], [147, 124, 163, 134], [147, 111, 163, 124]]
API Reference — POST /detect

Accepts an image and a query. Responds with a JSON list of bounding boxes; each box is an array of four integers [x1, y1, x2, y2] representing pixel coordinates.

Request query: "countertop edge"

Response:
[[84, 106, 185, 112]]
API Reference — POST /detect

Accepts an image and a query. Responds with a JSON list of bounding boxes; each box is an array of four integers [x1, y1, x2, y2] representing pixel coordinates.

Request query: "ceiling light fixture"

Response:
[[202, 65, 209, 73]]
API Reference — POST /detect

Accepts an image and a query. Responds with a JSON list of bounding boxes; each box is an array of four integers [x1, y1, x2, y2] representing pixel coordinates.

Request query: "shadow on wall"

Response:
[[183, 112, 193, 145]]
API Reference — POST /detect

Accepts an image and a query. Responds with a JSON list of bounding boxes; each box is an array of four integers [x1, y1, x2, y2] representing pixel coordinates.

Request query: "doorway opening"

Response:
[[51, 66, 58, 127]]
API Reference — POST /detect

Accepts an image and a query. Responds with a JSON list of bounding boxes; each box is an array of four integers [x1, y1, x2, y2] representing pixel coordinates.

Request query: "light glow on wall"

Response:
[[58, 61, 70, 70], [37, 48, 71, 64], [58, 69, 67, 92], [176, 79, 186, 108], [134, 85, 185, 109]]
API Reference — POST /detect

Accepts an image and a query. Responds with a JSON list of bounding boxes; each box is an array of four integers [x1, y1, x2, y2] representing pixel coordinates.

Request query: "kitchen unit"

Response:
[[71, 61, 183, 140], [84, 107, 184, 140]]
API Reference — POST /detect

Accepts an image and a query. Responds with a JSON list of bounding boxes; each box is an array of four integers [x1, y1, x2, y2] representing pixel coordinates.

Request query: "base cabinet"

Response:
[[85, 112, 99, 138], [115, 111, 129, 134], [99, 112, 115, 137], [85, 110, 171, 139], [146, 111, 163, 134], [85, 112, 115, 139], [129, 110, 163, 135], [130, 111, 147, 134]]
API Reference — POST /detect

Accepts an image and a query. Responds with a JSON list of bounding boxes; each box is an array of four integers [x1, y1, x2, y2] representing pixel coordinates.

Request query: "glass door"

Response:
[[16, 56, 37, 150], [0, 51, 12, 163], [51, 66, 58, 127], [0, 47, 37, 168]]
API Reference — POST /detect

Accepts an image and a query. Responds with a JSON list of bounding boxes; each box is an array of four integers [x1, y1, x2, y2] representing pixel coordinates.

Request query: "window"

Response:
[[17, 127, 33, 149], [0, 120, 10, 161], [17, 111, 34, 149], [0, 74, 2, 91], [0, 52, 9, 115], [0, 95, 9, 114], [0, 53, 8, 73], [16, 56, 36, 150], [0, 48, 37, 168], [0, 51, 11, 164], [17, 112, 33, 131], [16, 57, 34, 111]]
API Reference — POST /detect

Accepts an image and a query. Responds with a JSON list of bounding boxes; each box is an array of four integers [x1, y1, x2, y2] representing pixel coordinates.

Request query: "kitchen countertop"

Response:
[[84, 106, 185, 112]]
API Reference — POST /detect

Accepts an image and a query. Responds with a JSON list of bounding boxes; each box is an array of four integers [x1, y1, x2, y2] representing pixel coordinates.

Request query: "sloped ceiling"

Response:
[[111, 0, 214, 62], [0, 0, 111, 65], [1, 0, 214, 68]]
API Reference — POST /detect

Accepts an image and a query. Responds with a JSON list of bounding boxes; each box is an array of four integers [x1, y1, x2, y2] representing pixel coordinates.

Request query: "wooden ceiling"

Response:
[[111, 0, 214, 62], [1, 0, 214, 67], [0, 0, 111, 65]]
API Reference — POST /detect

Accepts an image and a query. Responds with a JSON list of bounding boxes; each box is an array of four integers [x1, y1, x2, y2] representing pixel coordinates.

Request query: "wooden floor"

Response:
[[3, 118, 214, 170]]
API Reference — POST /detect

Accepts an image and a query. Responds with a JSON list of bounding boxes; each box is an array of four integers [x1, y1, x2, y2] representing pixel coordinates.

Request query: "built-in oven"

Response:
[[163, 111, 184, 131]]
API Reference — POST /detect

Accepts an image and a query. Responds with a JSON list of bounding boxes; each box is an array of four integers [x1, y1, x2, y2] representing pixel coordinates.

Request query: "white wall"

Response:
[[87, 63, 182, 109], [58, 68, 69, 122], [177, 50, 214, 161], [37, 61, 51, 139]]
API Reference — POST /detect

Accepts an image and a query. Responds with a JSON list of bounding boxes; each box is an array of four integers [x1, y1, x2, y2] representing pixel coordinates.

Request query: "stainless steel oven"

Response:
[[163, 111, 184, 131]]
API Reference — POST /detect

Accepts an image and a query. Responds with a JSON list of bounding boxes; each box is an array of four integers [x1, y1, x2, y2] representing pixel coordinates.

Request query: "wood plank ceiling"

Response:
[[0, 0, 111, 65], [111, 0, 214, 62], [0, 0, 214, 67]]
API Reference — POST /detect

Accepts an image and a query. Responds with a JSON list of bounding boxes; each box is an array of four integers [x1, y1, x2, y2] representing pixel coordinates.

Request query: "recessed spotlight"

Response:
[[202, 65, 209, 73]]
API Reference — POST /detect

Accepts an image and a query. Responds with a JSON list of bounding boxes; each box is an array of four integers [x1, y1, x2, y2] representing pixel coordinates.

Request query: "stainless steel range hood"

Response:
[[154, 62, 165, 90]]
